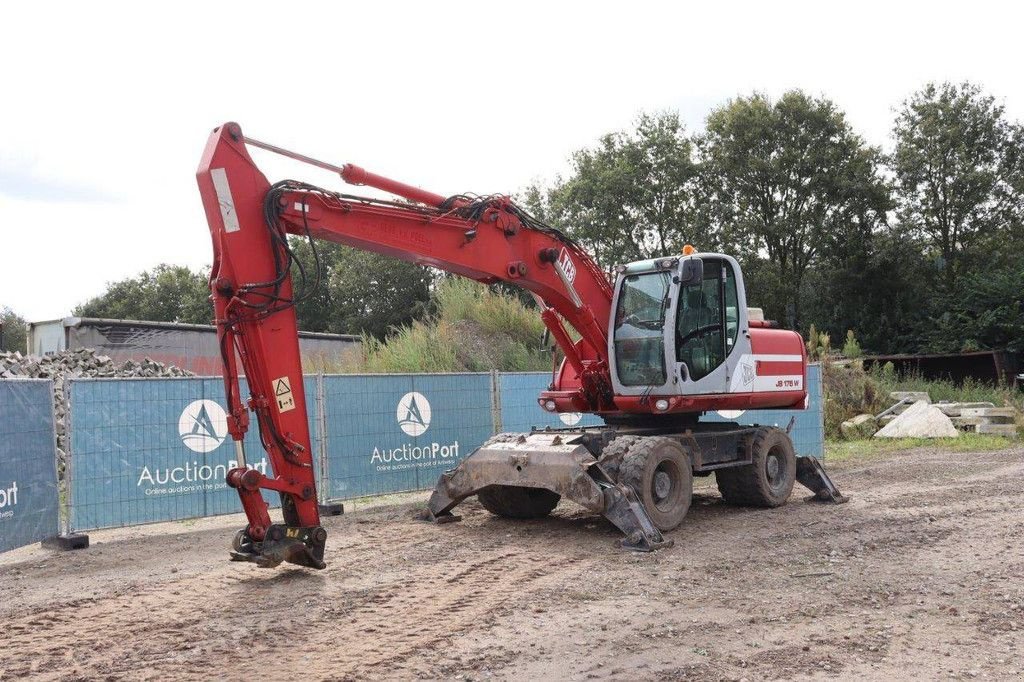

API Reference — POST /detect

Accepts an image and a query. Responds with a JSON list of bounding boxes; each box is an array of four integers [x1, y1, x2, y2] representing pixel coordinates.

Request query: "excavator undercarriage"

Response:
[[428, 423, 846, 551]]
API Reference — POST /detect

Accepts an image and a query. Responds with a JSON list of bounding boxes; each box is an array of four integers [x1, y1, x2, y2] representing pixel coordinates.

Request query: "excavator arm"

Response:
[[196, 122, 616, 568]]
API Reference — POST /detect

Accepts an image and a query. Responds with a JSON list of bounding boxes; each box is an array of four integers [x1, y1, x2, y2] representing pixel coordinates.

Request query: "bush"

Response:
[[342, 278, 550, 373], [822, 361, 886, 438], [842, 330, 863, 359]]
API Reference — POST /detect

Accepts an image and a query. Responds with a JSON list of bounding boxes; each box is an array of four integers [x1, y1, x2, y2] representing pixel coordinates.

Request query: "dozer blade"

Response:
[[796, 456, 849, 504], [427, 433, 672, 551]]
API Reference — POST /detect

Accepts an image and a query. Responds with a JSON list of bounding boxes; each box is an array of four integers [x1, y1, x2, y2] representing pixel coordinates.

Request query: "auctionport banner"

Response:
[[320, 374, 494, 500], [67, 377, 317, 531], [0, 380, 60, 553]]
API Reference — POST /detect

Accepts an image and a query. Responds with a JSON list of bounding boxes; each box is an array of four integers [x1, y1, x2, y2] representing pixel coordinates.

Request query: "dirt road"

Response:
[[2, 446, 1022, 680]]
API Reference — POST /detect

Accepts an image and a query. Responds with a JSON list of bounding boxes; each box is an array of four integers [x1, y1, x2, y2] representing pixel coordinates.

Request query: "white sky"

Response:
[[2, 0, 1023, 321]]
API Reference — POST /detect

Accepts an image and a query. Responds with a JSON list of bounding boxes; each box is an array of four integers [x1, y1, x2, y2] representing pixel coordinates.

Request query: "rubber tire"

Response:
[[476, 485, 561, 519], [716, 427, 796, 507], [618, 437, 693, 531], [596, 435, 643, 480]]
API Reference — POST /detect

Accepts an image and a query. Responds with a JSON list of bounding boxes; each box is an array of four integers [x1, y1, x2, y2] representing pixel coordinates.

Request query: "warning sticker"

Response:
[[273, 376, 296, 413]]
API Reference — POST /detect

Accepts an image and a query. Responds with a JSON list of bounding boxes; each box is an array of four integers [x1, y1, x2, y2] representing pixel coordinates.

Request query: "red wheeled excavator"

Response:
[[196, 122, 845, 569]]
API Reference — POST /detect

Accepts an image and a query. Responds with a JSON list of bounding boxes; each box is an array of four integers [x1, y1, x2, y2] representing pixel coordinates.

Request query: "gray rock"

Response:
[[1, 348, 195, 478], [874, 400, 960, 439], [841, 413, 879, 440]]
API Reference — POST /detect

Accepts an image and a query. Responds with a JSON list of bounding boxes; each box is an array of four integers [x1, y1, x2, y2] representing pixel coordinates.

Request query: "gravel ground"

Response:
[[1, 445, 1022, 680]]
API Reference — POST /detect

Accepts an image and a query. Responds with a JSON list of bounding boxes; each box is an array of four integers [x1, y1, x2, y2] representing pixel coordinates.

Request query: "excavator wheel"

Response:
[[596, 434, 643, 480], [618, 437, 693, 531], [476, 485, 561, 519], [716, 427, 796, 507]]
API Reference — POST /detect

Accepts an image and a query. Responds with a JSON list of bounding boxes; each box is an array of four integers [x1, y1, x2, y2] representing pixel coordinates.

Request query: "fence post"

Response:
[[46, 378, 89, 550], [63, 379, 73, 536], [315, 373, 344, 516], [490, 370, 502, 435]]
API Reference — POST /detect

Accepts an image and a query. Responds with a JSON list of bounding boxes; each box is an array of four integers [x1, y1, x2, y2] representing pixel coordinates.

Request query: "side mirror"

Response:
[[678, 257, 704, 287]]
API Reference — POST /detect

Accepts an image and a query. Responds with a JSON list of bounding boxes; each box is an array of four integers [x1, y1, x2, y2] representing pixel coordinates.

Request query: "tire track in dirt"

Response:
[[233, 547, 583, 680]]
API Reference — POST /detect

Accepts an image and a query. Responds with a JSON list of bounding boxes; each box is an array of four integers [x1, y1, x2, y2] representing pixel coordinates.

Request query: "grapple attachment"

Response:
[[229, 524, 328, 569], [428, 433, 672, 551]]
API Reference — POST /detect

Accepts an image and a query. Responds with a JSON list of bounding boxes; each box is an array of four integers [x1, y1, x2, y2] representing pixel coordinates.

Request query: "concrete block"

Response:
[[976, 424, 1019, 438], [960, 407, 1017, 421], [890, 391, 931, 405], [935, 402, 995, 417]]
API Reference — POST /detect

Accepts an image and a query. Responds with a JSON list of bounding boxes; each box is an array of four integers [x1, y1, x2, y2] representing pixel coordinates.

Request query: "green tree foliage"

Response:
[[892, 82, 1024, 288], [526, 112, 701, 267], [924, 262, 1024, 353], [700, 91, 890, 328], [0, 306, 28, 353], [74, 264, 212, 324], [801, 231, 933, 354], [289, 238, 434, 338]]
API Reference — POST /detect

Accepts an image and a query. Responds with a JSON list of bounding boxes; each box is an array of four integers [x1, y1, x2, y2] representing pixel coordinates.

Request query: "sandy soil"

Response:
[[1, 446, 1022, 681]]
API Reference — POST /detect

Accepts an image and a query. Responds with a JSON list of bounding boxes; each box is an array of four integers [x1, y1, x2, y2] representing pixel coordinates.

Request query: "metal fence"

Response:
[[67, 377, 310, 531], [0, 379, 60, 552], [320, 373, 494, 501], [60, 367, 824, 534]]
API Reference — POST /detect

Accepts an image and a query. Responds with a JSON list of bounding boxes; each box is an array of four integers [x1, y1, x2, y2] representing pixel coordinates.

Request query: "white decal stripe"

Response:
[[210, 168, 240, 233], [751, 354, 803, 363]]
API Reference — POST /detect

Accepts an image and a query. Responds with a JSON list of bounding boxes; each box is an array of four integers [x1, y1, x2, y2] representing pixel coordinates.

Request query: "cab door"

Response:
[[674, 257, 749, 395]]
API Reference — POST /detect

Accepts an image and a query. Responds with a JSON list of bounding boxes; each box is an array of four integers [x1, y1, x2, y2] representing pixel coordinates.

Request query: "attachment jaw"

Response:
[[230, 524, 328, 569]]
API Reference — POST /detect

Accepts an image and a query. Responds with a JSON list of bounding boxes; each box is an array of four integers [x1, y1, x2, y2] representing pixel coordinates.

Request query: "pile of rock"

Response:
[[840, 390, 1020, 441], [0, 349, 193, 476]]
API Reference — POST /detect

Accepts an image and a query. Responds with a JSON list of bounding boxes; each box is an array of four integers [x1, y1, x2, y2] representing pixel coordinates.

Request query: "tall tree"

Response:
[[526, 112, 702, 268], [74, 264, 212, 324], [0, 306, 28, 353], [700, 90, 890, 328], [289, 238, 435, 338], [891, 82, 1024, 288]]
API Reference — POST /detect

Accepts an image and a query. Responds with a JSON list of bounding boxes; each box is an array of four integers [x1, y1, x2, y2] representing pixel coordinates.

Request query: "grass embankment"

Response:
[[329, 278, 550, 373]]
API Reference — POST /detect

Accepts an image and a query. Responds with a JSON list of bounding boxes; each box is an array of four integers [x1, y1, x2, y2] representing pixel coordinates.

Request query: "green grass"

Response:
[[825, 433, 1017, 463], [871, 369, 1023, 408]]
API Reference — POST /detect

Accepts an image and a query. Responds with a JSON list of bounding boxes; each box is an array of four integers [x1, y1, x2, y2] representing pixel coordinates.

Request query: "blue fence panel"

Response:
[[703, 363, 825, 458], [321, 373, 493, 500], [0, 379, 59, 553], [498, 372, 605, 432], [68, 376, 319, 531]]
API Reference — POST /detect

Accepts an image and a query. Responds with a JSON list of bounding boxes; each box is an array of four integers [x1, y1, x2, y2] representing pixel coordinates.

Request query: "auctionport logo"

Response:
[[396, 391, 431, 436], [178, 400, 228, 453]]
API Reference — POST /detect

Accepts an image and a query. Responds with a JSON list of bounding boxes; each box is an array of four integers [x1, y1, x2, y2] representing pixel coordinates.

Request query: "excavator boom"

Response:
[[197, 122, 619, 567]]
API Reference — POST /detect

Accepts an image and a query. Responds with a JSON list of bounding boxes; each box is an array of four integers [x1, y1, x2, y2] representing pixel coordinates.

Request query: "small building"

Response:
[[27, 317, 361, 375]]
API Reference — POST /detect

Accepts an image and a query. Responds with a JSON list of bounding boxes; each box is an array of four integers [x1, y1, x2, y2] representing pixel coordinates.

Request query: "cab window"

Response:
[[613, 272, 670, 386], [676, 259, 738, 380]]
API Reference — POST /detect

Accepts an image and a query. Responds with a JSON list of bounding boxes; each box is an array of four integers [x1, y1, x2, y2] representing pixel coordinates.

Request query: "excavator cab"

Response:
[[609, 252, 767, 400]]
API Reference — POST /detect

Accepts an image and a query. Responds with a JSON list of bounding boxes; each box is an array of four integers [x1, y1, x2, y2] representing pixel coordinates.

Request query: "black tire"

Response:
[[596, 434, 643, 480], [476, 485, 561, 519], [716, 427, 796, 507], [618, 437, 693, 531]]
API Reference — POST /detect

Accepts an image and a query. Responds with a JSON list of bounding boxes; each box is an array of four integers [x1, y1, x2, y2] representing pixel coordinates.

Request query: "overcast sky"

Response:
[[2, 0, 1023, 322]]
